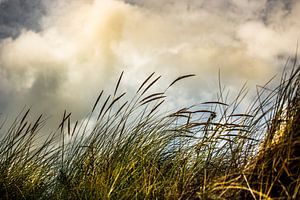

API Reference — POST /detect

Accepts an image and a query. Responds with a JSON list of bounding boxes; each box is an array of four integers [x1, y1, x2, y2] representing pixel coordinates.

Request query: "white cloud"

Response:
[[0, 0, 299, 125]]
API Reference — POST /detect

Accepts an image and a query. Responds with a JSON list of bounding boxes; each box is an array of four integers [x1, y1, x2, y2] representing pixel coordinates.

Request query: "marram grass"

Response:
[[0, 61, 300, 200]]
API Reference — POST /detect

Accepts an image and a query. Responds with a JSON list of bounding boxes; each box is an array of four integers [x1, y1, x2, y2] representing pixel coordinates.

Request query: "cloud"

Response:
[[0, 0, 299, 126], [0, 0, 48, 38]]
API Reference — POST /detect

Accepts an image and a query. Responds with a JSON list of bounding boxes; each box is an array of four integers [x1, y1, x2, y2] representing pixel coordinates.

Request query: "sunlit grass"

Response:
[[0, 59, 299, 199]]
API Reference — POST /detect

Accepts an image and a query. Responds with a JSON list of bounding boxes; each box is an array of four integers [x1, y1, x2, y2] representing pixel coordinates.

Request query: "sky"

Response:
[[0, 0, 299, 126]]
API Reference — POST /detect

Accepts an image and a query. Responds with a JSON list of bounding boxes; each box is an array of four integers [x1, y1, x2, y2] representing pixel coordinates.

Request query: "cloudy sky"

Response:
[[0, 0, 299, 125]]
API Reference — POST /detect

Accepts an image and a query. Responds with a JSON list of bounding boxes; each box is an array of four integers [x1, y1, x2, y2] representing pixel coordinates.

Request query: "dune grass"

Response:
[[0, 60, 299, 199]]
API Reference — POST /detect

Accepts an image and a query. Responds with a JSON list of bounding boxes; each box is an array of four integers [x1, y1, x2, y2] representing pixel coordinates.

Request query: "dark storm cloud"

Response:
[[0, 0, 47, 38]]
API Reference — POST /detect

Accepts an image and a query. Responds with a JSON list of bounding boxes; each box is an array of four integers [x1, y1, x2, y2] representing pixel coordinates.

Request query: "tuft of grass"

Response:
[[0, 60, 299, 199]]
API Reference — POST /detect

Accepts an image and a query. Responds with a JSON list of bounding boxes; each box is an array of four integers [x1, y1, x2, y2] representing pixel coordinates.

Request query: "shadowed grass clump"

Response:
[[0, 60, 299, 199]]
